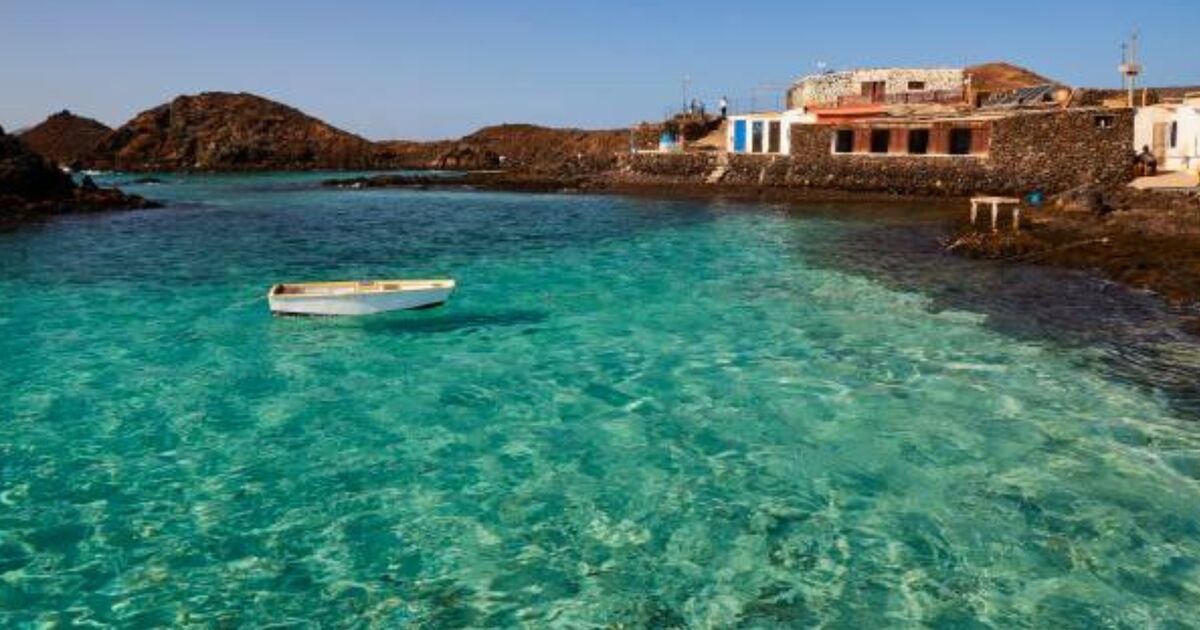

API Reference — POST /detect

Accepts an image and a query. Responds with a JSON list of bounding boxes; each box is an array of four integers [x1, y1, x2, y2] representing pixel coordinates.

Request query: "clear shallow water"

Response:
[[2, 175, 1200, 627]]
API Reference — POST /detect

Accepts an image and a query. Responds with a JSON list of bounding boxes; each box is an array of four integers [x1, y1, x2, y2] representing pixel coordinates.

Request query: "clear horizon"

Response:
[[1, 0, 1195, 141]]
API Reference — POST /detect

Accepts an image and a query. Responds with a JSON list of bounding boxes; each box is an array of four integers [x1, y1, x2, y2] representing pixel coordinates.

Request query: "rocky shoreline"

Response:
[[0, 125, 160, 230], [945, 187, 1200, 307]]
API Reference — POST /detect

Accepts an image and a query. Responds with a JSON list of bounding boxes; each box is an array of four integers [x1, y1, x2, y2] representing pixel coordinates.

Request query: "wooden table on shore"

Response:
[[970, 196, 1023, 231]]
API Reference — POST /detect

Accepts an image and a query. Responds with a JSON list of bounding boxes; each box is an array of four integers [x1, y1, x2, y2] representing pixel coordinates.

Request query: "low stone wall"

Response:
[[623, 152, 716, 178], [621, 109, 1135, 196]]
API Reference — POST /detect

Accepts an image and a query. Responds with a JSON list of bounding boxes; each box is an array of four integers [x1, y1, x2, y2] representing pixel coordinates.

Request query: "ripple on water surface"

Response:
[[1, 176, 1199, 627]]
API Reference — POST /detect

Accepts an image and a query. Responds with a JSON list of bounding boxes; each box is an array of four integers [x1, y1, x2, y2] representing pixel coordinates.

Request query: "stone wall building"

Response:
[[626, 108, 1135, 195]]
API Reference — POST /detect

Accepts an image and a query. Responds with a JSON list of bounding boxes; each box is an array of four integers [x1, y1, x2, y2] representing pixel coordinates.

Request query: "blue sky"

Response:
[[1, 1, 1195, 140]]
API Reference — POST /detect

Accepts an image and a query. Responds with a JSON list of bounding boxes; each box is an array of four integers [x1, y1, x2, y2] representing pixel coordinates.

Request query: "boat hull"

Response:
[[268, 285, 454, 316]]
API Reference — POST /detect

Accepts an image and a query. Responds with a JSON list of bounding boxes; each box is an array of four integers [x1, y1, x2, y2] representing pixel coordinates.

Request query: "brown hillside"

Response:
[[90, 92, 380, 171], [457, 124, 629, 170], [372, 124, 639, 173], [377, 124, 639, 172], [966, 62, 1059, 91], [18, 110, 112, 167]]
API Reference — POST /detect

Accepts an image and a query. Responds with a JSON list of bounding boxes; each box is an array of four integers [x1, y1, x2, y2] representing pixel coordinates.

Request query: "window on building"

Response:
[[949, 128, 974, 155], [870, 129, 891, 153], [1094, 115, 1115, 129], [861, 81, 886, 103], [1171, 121, 1179, 148], [751, 121, 764, 153], [767, 121, 781, 153], [834, 129, 855, 153], [908, 81, 926, 91], [908, 129, 930, 155]]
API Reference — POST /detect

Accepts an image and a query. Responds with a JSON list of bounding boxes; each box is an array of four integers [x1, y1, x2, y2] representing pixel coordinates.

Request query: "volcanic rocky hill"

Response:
[[18, 110, 112, 168], [71, 90, 648, 173], [90, 92, 383, 171], [0, 125, 157, 228]]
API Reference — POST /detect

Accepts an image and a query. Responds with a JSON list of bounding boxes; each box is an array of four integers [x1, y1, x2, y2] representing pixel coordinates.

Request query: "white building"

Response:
[[1135, 94, 1200, 172], [725, 110, 816, 155]]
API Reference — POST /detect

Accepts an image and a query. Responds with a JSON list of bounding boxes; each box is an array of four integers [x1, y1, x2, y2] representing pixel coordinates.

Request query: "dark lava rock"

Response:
[[0, 127, 160, 229]]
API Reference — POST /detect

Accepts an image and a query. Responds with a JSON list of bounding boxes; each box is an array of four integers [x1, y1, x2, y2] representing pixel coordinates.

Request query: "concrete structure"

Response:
[[1135, 95, 1200, 173]]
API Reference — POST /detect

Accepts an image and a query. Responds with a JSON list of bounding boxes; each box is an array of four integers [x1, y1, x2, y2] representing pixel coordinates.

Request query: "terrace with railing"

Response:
[[815, 89, 966, 109]]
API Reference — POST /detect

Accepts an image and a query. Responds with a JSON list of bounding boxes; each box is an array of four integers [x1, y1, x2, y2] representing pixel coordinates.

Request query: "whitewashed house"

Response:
[[1135, 94, 1200, 172], [725, 110, 815, 155]]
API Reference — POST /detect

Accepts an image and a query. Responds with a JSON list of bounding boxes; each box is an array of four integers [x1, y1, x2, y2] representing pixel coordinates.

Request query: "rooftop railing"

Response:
[[812, 89, 966, 109]]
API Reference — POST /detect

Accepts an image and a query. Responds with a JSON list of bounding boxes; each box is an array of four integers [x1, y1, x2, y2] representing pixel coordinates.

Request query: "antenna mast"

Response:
[[1118, 30, 1143, 108]]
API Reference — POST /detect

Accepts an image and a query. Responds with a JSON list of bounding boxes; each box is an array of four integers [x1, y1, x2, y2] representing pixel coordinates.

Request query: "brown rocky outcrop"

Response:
[[89, 92, 382, 171], [1, 125, 159, 229], [18, 110, 112, 168]]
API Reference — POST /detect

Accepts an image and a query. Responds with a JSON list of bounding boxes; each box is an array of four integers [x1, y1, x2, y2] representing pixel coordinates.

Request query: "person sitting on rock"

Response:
[[1138, 145, 1158, 176]]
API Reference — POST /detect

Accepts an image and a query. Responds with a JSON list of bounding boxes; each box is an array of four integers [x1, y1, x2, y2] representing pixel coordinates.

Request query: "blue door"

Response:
[[733, 120, 747, 152]]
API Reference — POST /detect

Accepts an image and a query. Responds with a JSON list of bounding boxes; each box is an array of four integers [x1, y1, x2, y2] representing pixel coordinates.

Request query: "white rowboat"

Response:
[[268, 279, 455, 316]]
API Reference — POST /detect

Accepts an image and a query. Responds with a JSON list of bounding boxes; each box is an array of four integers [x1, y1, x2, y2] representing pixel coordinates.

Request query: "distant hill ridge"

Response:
[[23, 91, 639, 172]]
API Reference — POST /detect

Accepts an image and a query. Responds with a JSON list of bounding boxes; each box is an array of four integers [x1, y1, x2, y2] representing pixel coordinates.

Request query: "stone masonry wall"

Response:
[[623, 152, 716, 178], [788, 68, 964, 109], [987, 109, 1134, 192], [623, 109, 1134, 196]]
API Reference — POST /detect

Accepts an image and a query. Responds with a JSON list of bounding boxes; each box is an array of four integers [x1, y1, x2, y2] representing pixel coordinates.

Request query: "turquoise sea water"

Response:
[[2, 174, 1200, 627]]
